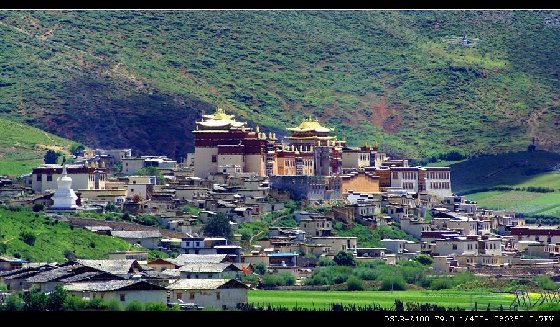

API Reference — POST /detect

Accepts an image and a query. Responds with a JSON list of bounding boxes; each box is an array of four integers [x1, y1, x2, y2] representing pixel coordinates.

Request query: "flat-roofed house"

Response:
[[110, 230, 162, 249]]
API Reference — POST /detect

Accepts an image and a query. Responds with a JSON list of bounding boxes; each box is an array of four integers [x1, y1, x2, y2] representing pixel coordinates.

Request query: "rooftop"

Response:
[[178, 263, 240, 273], [64, 280, 165, 292], [111, 230, 162, 239], [167, 279, 249, 290], [173, 254, 229, 265], [77, 259, 139, 275]]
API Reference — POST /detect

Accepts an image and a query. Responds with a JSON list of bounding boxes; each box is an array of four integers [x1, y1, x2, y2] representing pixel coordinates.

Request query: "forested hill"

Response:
[[1, 11, 560, 161]]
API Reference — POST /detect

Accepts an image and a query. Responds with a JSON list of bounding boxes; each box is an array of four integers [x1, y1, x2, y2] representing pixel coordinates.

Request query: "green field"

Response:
[[248, 290, 532, 310], [0, 206, 134, 262], [464, 171, 560, 216], [0, 118, 77, 176]]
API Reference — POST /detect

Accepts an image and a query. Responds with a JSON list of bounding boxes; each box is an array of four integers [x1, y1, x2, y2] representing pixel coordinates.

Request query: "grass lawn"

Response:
[[248, 290, 531, 310]]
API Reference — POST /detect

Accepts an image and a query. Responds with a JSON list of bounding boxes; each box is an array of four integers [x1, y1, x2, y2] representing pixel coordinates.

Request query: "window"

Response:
[[120, 294, 125, 302], [130, 188, 134, 192], [36, 174, 42, 181], [452, 244, 458, 250], [392, 172, 398, 179], [216, 292, 221, 300], [47, 175, 52, 181], [212, 155, 217, 163], [189, 292, 195, 300], [187, 274, 191, 279], [176, 292, 182, 300]]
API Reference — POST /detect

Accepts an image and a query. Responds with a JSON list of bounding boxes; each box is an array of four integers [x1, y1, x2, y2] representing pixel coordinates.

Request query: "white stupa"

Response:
[[50, 164, 79, 211]]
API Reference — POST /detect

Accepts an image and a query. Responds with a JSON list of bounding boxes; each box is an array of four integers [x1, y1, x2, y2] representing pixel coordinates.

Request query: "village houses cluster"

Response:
[[1, 107, 558, 309]]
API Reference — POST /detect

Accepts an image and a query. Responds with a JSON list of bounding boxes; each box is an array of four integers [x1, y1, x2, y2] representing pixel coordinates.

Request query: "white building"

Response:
[[32, 164, 107, 193], [434, 237, 479, 256], [167, 279, 249, 309], [64, 280, 166, 306], [49, 165, 79, 211]]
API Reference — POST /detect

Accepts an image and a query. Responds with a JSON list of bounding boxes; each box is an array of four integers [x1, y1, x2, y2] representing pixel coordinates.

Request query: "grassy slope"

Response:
[[0, 207, 134, 262], [450, 151, 560, 194], [248, 290, 525, 310], [0, 118, 77, 176], [443, 151, 560, 216], [0, 11, 560, 160], [466, 191, 560, 216]]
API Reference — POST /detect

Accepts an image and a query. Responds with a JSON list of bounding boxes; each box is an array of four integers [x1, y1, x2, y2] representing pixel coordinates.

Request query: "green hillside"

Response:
[[0, 118, 77, 176], [449, 150, 560, 194], [446, 151, 560, 220], [1, 11, 560, 160], [0, 206, 134, 262]]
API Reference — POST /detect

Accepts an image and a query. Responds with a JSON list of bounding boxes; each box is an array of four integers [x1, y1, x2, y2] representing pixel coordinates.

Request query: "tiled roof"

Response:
[[111, 230, 161, 239], [58, 271, 119, 283], [143, 269, 181, 279], [77, 259, 138, 275], [174, 254, 228, 265], [166, 279, 248, 290], [1, 265, 55, 279], [26, 264, 87, 283], [64, 280, 165, 292], [178, 263, 240, 273]]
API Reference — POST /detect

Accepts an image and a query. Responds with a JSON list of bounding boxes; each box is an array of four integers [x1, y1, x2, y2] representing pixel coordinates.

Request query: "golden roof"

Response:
[[198, 107, 246, 129], [287, 118, 332, 133]]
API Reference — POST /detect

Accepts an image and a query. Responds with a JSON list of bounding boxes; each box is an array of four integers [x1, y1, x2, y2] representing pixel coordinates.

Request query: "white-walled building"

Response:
[[167, 279, 249, 309], [32, 164, 107, 193]]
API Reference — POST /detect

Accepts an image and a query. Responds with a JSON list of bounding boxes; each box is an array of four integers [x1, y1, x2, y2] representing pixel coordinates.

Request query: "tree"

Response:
[[32, 203, 44, 212], [106, 299, 123, 311], [70, 144, 85, 156], [253, 262, 267, 275], [46, 285, 68, 311], [132, 194, 143, 203], [126, 300, 144, 311], [413, 254, 433, 266], [64, 250, 77, 262], [113, 162, 123, 173], [19, 231, 36, 246], [4, 293, 24, 311], [22, 287, 48, 311], [346, 276, 364, 291], [135, 166, 165, 185], [44, 150, 60, 164], [333, 251, 356, 266], [202, 213, 233, 239], [145, 302, 168, 311], [105, 203, 117, 212]]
